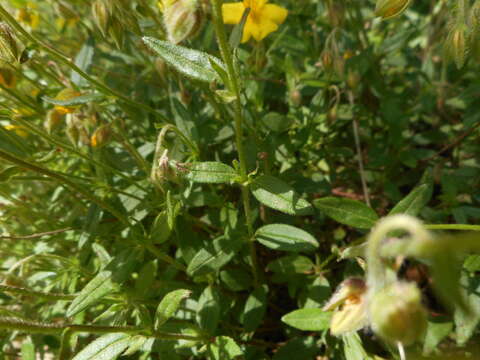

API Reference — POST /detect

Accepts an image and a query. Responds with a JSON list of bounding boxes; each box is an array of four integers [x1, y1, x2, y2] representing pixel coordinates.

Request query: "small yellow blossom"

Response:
[[222, 0, 288, 43], [4, 124, 28, 138]]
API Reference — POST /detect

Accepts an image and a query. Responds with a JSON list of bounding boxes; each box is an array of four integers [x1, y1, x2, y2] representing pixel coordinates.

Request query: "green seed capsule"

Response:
[[369, 282, 427, 346], [375, 0, 412, 20], [0, 23, 19, 64], [163, 0, 204, 44]]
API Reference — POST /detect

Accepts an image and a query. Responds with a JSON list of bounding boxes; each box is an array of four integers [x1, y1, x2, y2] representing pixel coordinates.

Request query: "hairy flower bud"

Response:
[[44, 109, 63, 134], [92, 0, 111, 37], [163, 0, 203, 44], [324, 278, 368, 336], [375, 0, 412, 20], [369, 282, 427, 345], [91, 124, 112, 148], [0, 67, 16, 89], [0, 23, 19, 64], [445, 24, 467, 69]]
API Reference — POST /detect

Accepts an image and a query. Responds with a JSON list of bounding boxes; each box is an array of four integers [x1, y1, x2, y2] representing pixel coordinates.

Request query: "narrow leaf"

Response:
[[314, 197, 378, 229], [186, 161, 237, 184], [72, 333, 132, 360], [66, 271, 116, 317], [143, 37, 225, 83], [281, 308, 332, 331], [243, 285, 268, 332], [250, 175, 314, 216], [255, 224, 319, 252], [155, 289, 192, 328], [43, 93, 104, 106], [389, 183, 432, 216]]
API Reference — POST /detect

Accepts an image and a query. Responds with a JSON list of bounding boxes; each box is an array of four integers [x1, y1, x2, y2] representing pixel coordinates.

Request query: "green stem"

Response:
[[425, 224, 480, 231], [0, 148, 130, 226], [0, 317, 204, 341], [366, 215, 431, 294], [0, 284, 76, 301], [210, 0, 259, 285], [0, 4, 167, 121]]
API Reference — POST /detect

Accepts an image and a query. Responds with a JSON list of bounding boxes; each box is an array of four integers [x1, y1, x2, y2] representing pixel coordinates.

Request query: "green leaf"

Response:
[[71, 37, 94, 86], [186, 161, 237, 184], [255, 224, 319, 252], [342, 333, 371, 360], [281, 308, 332, 331], [207, 336, 243, 360], [423, 318, 453, 355], [0, 166, 23, 182], [454, 273, 480, 345], [196, 286, 220, 334], [250, 175, 314, 216], [272, 337, 317, 360], [187, 236, 241, 276], [143, 37, 225, 83], [155, 289, 192, 329], [135, 260, 157, 296], [389, 183, 432, 216], [43, 93, 104, 106], [267, 255, 314, 275], [243, 285, 268, 332], [66, 271, 116, 317], [21, 338, 35, 360], [72, 333, 132, 360], [150, 211, 173, 244], [229, 7, 250, 49], [314, 197, 378, 229]]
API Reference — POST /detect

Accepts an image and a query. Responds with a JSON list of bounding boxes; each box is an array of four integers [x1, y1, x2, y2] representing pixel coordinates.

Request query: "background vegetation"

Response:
[[1, 0, 480, 359]]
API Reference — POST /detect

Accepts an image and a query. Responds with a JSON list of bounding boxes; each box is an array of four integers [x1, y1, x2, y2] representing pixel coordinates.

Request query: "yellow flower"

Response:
[[4, 124, 28, 138], [222, 0, 288, 43], [53, 88, 82, 115]]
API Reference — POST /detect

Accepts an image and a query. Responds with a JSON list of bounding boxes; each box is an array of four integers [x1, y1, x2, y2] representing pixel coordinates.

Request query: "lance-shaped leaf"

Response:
[[250, 175, 314, 216], [255, 224, 319, 252], [143, 37, 226, 83], [186, 162, 237, 184], [72, 333, 132, 360], [43, 93, 104, 106], [155, 289, 192, 329], [281, 308, 332, 331], [314, 197, 378, 229]]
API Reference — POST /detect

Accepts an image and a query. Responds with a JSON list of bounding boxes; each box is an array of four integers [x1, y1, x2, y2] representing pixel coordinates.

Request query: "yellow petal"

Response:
[[222, 2, 246, 24], [263, 4, 288, 25], [251, 18, 278, 41], [241, 17, 254, 42]]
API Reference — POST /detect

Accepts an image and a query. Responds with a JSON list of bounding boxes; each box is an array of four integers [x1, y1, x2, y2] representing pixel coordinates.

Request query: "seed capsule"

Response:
[[0, 67, 16, 89], [0, 23, 19, 64], [92, 0, 111, 37], [369, 282, 427, 345], [91, 124, 112, 148], [375, 0, 412, 20], [163, 0, 203, 44]]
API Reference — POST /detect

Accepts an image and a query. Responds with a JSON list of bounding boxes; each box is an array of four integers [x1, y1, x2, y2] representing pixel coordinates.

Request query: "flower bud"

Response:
[[152, 149, 179, 184], [108, 15, 125, 49], [163, 0, 203, 44], [369, 282, 427, 345], [346, 69, 360, 90], [92, 0, 111, 37], [445, 24, 467, 69], [91, 124, 112, 148], [323, 278, 368, 336], [0, 23, 19, 64], [44, 109, 63, 134], [0, 67, 16, 89], [289, 89, 302, 107], [320, 50, 333, 72], [375, 0, 412, 20]]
